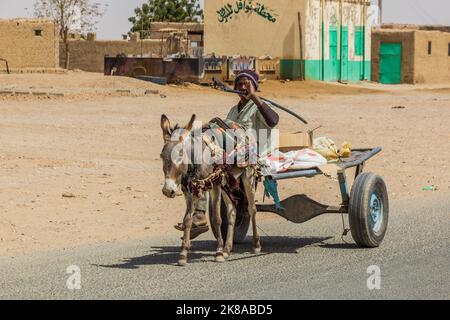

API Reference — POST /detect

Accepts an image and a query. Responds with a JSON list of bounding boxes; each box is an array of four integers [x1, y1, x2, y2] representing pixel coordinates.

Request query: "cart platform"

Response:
[[256, 148, 383, 224]]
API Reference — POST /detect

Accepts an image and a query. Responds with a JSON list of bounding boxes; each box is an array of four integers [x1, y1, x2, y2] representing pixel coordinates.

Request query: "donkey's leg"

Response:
[[210, 187, 225, 263], [242, 170, 261, 254], [221, 190, 236, 259], [179, 193, 195, 266]]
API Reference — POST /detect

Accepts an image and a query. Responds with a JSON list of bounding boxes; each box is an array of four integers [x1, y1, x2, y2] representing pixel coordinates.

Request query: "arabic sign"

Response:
[[217, 1, 277, 24]]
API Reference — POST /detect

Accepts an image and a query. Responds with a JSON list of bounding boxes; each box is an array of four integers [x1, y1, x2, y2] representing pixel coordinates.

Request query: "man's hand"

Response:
[[239, 79, 279, 128], [239, 79, 257, 101]]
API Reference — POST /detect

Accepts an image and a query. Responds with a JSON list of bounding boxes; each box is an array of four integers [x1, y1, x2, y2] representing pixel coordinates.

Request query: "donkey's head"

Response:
[[160, 114, 196, 198]]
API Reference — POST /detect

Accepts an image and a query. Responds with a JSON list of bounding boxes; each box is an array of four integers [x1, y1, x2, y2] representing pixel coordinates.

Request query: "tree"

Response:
[[129, 0, 203, 38], [33, 0, 107, 69]]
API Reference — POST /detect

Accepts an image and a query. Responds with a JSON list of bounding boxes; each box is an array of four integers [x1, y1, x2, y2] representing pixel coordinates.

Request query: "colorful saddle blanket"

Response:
[[206, 118, 257, 168]]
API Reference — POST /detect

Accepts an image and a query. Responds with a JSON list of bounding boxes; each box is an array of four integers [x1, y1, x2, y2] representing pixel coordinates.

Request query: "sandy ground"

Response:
[[0, 72, 449, 257]]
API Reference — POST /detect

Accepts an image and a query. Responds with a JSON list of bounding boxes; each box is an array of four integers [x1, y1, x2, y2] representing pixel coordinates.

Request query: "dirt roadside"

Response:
[[0, 73, 449, 257]]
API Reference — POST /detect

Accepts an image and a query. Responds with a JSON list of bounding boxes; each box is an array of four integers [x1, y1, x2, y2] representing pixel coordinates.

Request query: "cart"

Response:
[[210, 79, 389, 248], [210, 147, 389, 248]]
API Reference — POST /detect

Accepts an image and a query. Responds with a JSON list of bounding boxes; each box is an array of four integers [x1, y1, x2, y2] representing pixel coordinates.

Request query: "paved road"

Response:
[[0, 194, 448, 300]]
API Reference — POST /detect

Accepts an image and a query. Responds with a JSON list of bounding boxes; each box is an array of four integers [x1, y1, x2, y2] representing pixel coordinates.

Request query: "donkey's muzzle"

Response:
[[163, 188, 176, 198], [162, 178, 178, 198]]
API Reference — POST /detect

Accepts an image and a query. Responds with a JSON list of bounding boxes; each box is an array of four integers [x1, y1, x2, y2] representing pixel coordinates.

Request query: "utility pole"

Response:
[[320, 0, 324, 81], [141, 18, 144, 57], [379, 0, 383, 25], [298, 12, 304, 80], [339, 0, 343, 82]]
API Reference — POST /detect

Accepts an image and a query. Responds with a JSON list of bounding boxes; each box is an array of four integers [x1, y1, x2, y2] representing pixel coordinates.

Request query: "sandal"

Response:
[[175, 224, 210, 240]]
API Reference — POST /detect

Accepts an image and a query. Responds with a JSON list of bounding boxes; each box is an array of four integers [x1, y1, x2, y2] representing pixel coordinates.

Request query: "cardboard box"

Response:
[[278, 131, 313, 152]]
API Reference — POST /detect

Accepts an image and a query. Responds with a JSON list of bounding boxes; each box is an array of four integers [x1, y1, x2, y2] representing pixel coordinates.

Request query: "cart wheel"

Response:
[[209, 194, 250, 244], [349, 172, 389, 248]]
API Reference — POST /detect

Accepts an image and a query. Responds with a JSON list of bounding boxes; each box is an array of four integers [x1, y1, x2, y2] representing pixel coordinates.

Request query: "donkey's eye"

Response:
[[174, 156, 183, 166]]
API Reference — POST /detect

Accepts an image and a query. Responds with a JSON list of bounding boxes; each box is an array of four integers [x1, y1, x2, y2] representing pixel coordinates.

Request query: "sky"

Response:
[[0, 0, 449, 39]]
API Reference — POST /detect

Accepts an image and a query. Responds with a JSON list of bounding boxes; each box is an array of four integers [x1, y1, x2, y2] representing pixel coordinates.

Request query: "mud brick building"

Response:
[[60, 22, 203, 72], [372, 24, 450, 84], [59, 35, 163, 72], [0, 18, 59, 71], [205, 0, 379, 82]]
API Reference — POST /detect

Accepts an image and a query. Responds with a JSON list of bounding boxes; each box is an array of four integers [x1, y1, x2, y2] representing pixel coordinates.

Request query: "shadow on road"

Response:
[[93, 236, 332, 269], [318, 242, 360, 250]]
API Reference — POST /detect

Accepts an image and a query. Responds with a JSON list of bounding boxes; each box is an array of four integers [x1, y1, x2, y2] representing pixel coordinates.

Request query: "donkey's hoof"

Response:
[[178, 256, 188, 266], [215, 254, 225, 263], [252, 247, 261, 254], [223, 251, 230, 259]]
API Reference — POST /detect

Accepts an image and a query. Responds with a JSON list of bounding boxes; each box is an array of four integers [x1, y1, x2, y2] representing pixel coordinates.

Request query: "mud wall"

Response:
[[60, 38, 190, 73], [204, 0, 308, 59], [0, 19, 59, 70], [413, 31, 450, 84]]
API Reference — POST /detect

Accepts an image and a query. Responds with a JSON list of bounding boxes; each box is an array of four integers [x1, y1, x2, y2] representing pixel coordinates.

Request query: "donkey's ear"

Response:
[[184, 114, 196, 132], [179, 114, 196, 142], [161, 114, 171, 142]]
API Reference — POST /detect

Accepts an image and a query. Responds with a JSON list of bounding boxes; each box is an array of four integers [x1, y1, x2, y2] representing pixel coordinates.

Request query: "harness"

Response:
[[182, 165, 227, 196], [180, 119, 260, 205], [181, 154, 242, 203]]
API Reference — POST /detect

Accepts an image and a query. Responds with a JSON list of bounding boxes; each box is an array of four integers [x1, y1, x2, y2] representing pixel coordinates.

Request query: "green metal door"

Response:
[[340, 28, 349, 81], [329, 28, 339, 81], [380, 43, 402, 84], [355, 26, 365, 80]]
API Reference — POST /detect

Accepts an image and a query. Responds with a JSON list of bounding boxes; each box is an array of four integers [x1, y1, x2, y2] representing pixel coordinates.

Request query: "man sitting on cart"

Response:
[[175, 69, 280, 239]]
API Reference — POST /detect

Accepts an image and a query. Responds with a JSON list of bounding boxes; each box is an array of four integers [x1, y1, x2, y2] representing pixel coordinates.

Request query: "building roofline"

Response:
[[380, 23, 450, 33], [0, 18, 55, 23]]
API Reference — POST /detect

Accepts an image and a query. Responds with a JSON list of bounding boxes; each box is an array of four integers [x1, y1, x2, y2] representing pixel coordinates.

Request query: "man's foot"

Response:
[[174, 210, 209, 240], [175, 223, 209, 240]]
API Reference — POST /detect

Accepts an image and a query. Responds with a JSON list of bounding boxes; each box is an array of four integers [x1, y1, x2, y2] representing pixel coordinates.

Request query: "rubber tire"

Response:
[[349, 172, 389, 248], [209, 193, 250, 244]]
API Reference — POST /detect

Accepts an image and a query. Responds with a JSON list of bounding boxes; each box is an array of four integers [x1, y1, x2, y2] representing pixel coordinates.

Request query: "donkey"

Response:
[[160, 114, 261, 266]]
